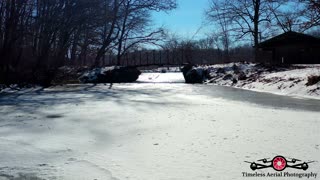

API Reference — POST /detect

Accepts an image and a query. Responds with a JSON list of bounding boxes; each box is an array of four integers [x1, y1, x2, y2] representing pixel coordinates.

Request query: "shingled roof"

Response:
[[258, 31, 320, 48]]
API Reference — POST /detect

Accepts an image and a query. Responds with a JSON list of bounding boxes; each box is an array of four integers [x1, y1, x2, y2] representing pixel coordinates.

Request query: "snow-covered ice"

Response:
[[137, 72, 185, 83], [0, 73, 319, 180]]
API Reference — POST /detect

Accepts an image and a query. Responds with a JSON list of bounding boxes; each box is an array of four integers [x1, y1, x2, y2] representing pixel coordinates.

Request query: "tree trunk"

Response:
[[253, 0, 261, 62]]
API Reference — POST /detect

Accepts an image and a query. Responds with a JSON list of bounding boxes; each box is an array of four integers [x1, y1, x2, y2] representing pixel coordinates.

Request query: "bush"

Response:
[[223, 74, 233, 80], [306, 75, 320, 86], [52, 66, 89, 85], [0, 67, 57, 87]]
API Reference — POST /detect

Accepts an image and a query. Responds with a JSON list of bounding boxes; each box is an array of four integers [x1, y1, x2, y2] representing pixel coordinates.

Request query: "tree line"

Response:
[[0, 0, 319, 84], [0, 0, 176, 84], [205, 0, 320, 54], [154, 0, 320, 67]]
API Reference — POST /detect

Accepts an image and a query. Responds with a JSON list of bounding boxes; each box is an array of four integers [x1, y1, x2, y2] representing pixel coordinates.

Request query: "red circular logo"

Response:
[[272, 156, 287, 171]]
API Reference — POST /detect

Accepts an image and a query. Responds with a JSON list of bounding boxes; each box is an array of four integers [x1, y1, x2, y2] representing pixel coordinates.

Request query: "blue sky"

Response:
[[152, 0, 210, 40]]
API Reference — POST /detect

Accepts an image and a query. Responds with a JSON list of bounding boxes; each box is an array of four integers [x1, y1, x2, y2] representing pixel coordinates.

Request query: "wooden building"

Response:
[[257, 31, 320, 64]]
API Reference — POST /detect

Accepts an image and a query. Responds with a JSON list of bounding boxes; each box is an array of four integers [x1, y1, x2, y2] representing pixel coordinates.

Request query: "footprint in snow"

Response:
[[38, 164, 48, 167], [46, 114, 63, 119], [67, 158, 77, 161]]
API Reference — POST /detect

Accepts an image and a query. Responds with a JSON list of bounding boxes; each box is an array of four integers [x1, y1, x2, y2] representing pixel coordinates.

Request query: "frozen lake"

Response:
[[0, 73, 319, 180]]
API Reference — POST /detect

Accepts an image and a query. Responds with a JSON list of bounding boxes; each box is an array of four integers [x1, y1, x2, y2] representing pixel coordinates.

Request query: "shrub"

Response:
[[306, 75, 320, 86]]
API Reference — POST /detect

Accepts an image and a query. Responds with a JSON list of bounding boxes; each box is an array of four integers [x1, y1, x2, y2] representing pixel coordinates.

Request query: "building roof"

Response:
[[258, 31, 320, 48]]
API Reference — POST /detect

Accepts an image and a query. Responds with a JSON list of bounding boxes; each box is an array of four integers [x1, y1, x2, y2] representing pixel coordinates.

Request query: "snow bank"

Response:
[[204, 63, 320, 99], [0, 84, 42, 94], [240, 68, 320, 99], [79, 66, 117, 83]]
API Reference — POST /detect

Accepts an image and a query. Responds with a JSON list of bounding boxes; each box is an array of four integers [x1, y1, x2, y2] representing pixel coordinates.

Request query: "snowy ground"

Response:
[[0, 73, 319, 180], [239, 67, 320, 99], [204, 63, 320, 100]]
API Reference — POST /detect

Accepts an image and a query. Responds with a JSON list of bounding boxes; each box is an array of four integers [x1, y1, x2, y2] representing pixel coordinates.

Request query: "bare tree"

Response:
[[267, 1, 316, 33], [271, 0, 320, 33], [206, 0, 287, 60], [0, 0, 177, 84], [94, 0, 122, 66], [197, 37, 215, 50], [206, 0, 231, 54], [112, 0, 176, 65], [301, 0, 320, 29]]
